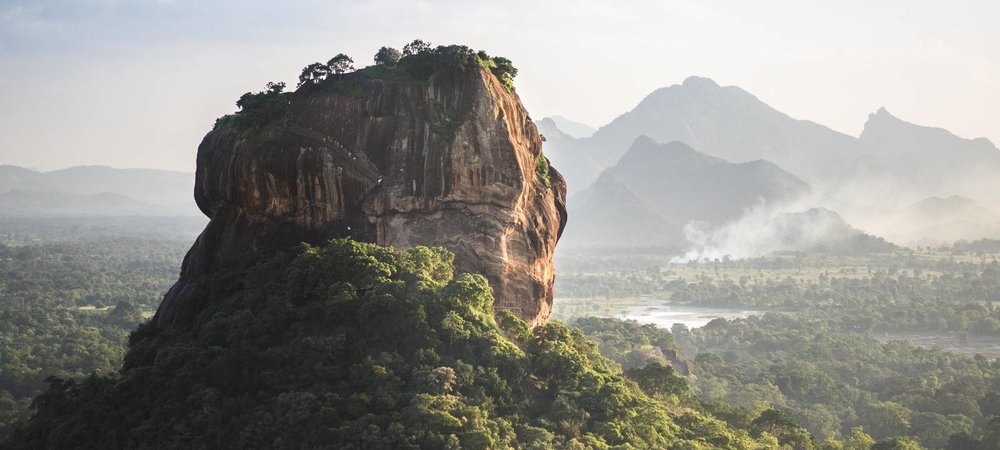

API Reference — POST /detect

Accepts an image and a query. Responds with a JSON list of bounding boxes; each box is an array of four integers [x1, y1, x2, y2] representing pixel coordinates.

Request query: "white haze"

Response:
[[671, 168, 1000, 262], [820, 172, 1000, 248], [670, 194, 844, 262]]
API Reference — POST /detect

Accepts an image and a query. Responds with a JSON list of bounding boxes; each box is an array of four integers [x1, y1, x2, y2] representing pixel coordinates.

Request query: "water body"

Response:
[[553, 297, 758, 329], [613, 300, 758, 329]]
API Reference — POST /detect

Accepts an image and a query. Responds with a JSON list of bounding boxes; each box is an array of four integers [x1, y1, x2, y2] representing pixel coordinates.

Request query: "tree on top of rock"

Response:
[[490, 56, 517, 89], [402, 39, 431, 56], [297, 62, 330, 87], [327, 54, 355, 74], [374, 47, 401, 66]]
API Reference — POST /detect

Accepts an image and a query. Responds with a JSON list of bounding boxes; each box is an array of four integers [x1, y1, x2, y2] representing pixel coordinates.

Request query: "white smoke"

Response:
[[670, 198, 856, 263]]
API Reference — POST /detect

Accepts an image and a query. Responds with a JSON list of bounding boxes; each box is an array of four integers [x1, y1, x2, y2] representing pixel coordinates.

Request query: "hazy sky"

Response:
[[1, 0, 998, 172]]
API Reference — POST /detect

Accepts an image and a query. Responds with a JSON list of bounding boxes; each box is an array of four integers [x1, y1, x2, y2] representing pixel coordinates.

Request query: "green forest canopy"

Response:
[[4, 239, 778, 449]]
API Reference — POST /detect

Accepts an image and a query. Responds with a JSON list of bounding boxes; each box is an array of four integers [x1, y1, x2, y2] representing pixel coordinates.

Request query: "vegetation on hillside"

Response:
[[535, 153, 552, 191], [557, 251, 1000, 338], [668, 260, 1000, 337], [293, 40, 518, 92], [4, 230, 999, 448], [559, 248, 1000, 449], [0, 238, 186, 437], [212, 81, 287, 131], [684, 315, 1000, 448], [575, 315, 1000, 449], [213, 40, 519, 133], [3, 239, 773, 449]]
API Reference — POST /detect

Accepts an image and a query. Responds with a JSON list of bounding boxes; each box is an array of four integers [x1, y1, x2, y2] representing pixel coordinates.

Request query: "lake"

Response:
[[616, 301, 759, 329], [552, 297, 758, 329]]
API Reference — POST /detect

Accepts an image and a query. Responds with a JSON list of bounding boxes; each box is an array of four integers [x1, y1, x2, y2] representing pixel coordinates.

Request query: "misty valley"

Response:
[[2, 39, 1000, 450]]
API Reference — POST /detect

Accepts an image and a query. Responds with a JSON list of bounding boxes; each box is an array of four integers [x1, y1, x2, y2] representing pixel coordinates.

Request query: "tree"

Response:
[[373, 46, 401, 66], [980, 416, 1000, 450], [871, 437, 921, 450], [108, 301, 142, 327], [842, 427, 875, 450], [946, 432, 979, 450], [236, 81, 286, 112], [265, 81, 285, 94], [862, 402, 912, 437], [327, 54, 354, 74], [751, 408, 803, 438], [981, 391, 1000, 417], [297, 62, 331, 87], [491, 56, 517, 80], [625, 362, 687, 396], [402, 39, 431, 56]]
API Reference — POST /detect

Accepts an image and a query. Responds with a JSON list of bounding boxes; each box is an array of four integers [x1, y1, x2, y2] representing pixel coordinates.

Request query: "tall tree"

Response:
[[327, 54, 355, 74], [374, 46, 401, 66], [297, 62, 330, 87], [402, 39, 431, 56]]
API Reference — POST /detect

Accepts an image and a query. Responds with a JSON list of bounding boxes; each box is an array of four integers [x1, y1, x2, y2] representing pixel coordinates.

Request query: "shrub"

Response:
[[535, 153, 552, 190]]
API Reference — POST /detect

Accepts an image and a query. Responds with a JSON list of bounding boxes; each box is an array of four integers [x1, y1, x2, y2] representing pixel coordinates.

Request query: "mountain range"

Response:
[[852, 108, 1000, 205], [540, 76, 1000, 248], [596, 137, 809, 223], [539, 76, 863, 194], [0, 165, 199, 217], [558, 137, 895, 256]]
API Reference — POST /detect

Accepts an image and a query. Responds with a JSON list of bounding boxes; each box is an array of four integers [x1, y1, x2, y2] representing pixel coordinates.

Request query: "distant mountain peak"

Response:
[[861, 107, 1000, 154], [682, 76, 720, 89], [865, 107, 903, 126], [625, 136, 695, 156], [535, 117, 571, 141], [630, 134, 659, 147], [562, 136, 813, 250], [618, 137, 724, 168], [638, 76, 728, 106], [607, 138, 808, 220], [540, 116, 597, 139], [585, 75, 853, 187]]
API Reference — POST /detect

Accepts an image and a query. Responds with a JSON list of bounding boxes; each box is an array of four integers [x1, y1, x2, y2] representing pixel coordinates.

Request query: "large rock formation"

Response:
[[154, 66, 567, 328]]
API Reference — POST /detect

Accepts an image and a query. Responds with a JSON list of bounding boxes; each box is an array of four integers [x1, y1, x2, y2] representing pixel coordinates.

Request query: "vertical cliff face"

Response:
[[153, 67, 567, 328]]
